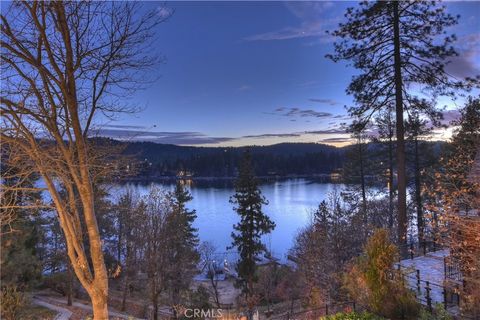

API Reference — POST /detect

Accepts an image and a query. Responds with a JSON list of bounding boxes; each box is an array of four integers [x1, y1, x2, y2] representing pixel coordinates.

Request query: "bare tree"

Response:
[[140, 187, 173, 320], [114, 189, 145, 312], [0, 2, 165, 318], [199, 241, 222, 308]]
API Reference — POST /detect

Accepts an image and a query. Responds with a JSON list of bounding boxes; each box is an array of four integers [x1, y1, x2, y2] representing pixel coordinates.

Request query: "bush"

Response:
[[1, 285, 26, 320], [419, 304, 453, 320], [41, 271, 77, 296], [343, 229, 420, 319], [322, 311, 385, 319]]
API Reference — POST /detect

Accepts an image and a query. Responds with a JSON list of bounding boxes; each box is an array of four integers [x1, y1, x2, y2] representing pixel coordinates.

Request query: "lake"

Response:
[[113, 178, 343, 259]]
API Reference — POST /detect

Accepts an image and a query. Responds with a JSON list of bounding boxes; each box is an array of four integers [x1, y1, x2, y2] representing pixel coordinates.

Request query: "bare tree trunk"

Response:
[[393, 1, 408, 247], [92, 294, 109, 320], [210, 276, 221, 307], [121, 272, 129, 312], [153, 293, 159, 320], [67, 262, 73, 306]]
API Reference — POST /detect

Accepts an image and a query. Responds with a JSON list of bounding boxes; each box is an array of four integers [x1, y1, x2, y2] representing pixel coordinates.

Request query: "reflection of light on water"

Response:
[[179, 178, 193, 187]]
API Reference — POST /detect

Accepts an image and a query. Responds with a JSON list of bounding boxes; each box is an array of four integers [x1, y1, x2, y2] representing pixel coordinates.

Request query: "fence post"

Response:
[[410, 242, 414, 259], [325, 304, 329, 316], [426, 281, 432, 312], [353, 301, 356, 312], [416, 269, 421, 292], [444, 257, 447, 280], [443, 285, 448, 310], [423, 241, 426, 255]]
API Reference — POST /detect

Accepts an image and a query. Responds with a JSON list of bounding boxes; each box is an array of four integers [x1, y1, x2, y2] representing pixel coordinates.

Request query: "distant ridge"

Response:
[[93, 138, 446, 178]]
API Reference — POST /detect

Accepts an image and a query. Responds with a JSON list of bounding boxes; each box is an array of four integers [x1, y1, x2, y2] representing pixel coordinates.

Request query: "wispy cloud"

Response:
[[243, 2, 336, 43], [441, 109, 461, 125], [268, 107, 333, 118], [94, 128, 235, 145], [237, 84, 252, 91], [157, 6, 173, 20], [243, 132, 302, 139], [309, 98, 340, 106], [446, 33, 480, 79], [304, 129, 345, 135], [243, 128, 345, 139], [319, 137, 352, 144], [96, 126, 348, 146], [98, 124, 147, 130]]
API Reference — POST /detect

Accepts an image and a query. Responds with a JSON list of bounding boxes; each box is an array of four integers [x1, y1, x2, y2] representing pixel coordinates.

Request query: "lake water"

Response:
[[113, 179, 343, 259]]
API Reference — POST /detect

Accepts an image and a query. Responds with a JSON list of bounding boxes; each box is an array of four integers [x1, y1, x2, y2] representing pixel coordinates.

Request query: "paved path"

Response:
[[398, 249, 449, 306], [35, 295, 145, 320], [32, 298, 72, 320]]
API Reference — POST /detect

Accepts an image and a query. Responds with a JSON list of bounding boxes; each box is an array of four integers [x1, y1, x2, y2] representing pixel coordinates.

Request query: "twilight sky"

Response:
[[95, 1, 480, 147]]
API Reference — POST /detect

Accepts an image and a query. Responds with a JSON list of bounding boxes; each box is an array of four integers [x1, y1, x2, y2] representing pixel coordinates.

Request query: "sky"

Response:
[[96, 1, 480, 147]]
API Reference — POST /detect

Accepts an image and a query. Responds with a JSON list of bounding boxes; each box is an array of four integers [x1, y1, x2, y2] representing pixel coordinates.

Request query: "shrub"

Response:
[[343, 229, 420, 319], [42, 272, 76, 296], [1, 285, 26, 320], [322, 311, 385, 319], [419, 304, 453, 320]]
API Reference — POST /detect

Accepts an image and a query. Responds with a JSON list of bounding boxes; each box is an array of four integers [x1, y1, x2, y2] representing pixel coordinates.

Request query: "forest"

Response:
[[1, 1, 479, 320]]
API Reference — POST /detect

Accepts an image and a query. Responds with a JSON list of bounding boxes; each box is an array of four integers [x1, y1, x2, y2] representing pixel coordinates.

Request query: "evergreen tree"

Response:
[[230, 151, 275, 314], [166, 181, 200, 318], [0, 164, 42, 289], [327, 1, 470, 246], [374, 106, 396, 230]]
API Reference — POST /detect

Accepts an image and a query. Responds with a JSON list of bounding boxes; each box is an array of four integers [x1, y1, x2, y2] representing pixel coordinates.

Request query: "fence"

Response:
[[269, 301, 357, 320], [397, 268, 460, 312], [444, 256, 462, 282], [397, 240, 442, 260]]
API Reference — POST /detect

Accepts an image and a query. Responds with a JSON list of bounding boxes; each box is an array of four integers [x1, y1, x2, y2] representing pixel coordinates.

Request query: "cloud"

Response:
[[157, 6, 173, 20], [446, 33, 480, 79], [243, 133, 302, 139], [309, 98, 340, 106], [94, 128, 235, 145], [95, 126, 348, 146], [319, 137, 352, 144], [269, 107, 333, 118], [304, 128, 345, 135], [243, 2, 336, 42], [441, 109, 461, 125], [99, 124, 147, 130], [237, 85, 252, 91], [240, 128, 346, 140]]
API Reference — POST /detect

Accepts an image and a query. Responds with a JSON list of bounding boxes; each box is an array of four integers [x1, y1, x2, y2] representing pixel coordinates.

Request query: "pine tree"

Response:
[[327, 1, 470, 246], [230, 151, 275, 314], [0, 164, 42, 289], [167, 182, 199, 317]]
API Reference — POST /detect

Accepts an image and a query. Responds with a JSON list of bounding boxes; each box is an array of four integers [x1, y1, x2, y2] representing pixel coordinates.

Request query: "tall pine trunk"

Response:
[[414, 137, 424, 244], [359, 140, 368, 233], [388, 131, 395, 230], [393, 1, 408, 246]]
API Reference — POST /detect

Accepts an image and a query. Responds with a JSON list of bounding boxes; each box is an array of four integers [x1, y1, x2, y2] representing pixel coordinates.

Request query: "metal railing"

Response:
[[269, 301, 357, 320], [444, 256, 463, 282], [397, 240, 442, 260]]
